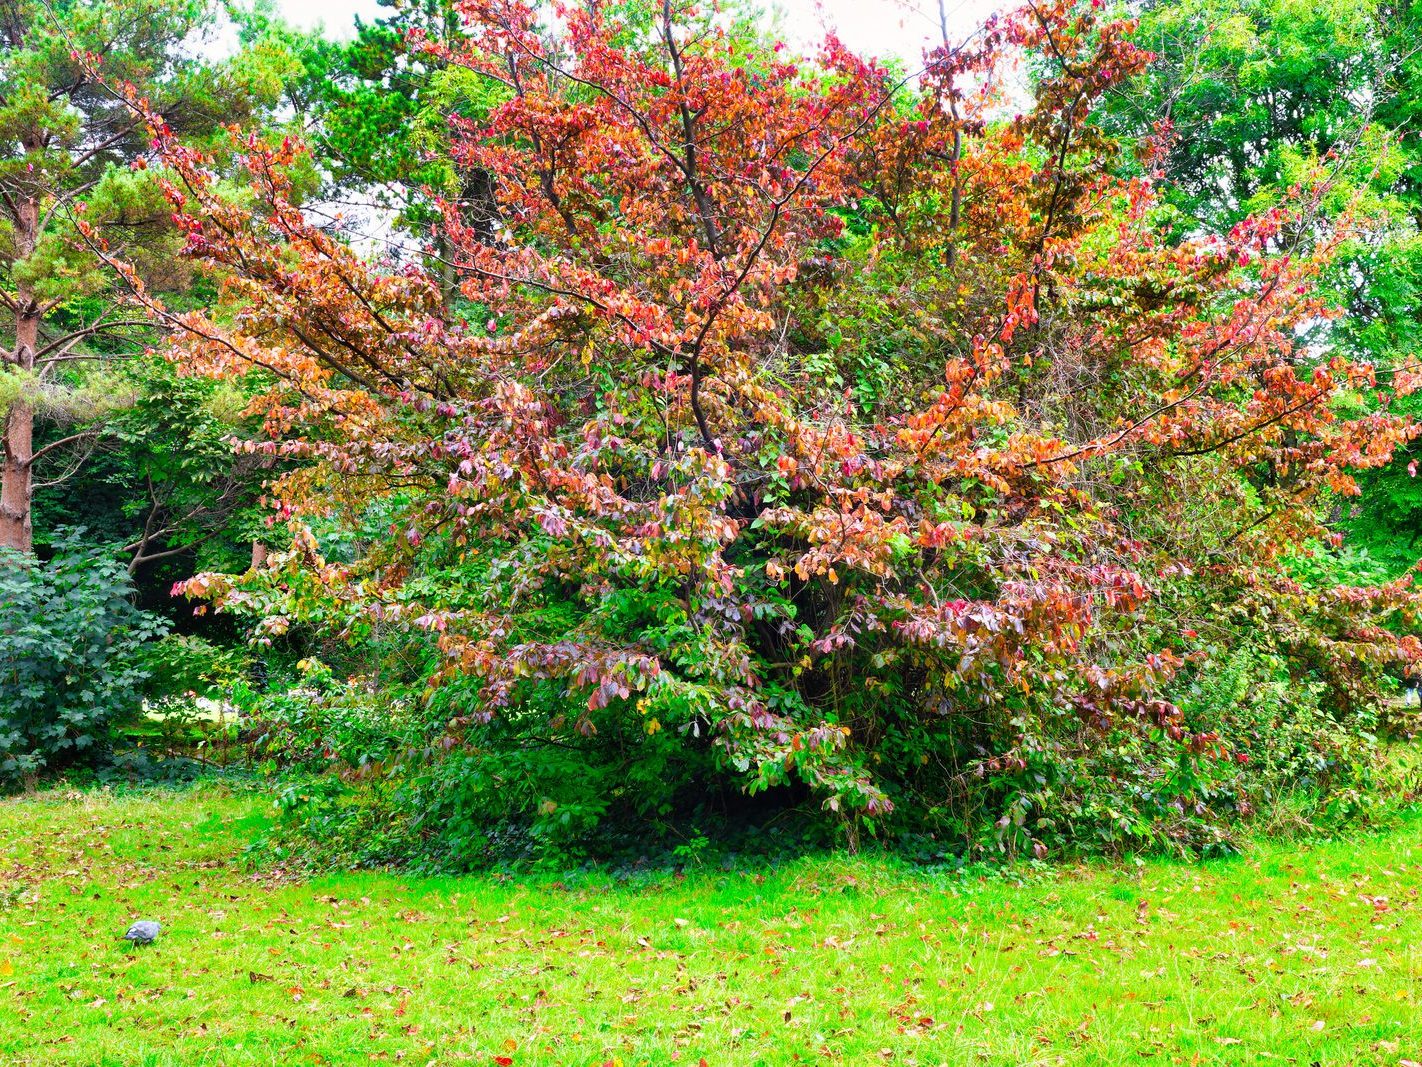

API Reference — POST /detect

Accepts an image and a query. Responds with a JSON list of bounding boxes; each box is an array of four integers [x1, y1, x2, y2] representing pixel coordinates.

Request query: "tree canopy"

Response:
[[7, 0, 1422, 861]]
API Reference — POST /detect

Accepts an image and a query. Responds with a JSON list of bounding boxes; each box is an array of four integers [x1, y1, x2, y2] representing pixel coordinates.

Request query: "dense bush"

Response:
[[137, 633, 249, 709], [0, 536, 167, 786], [239, 657, 416, 771], [233, 549, 1410, 870]]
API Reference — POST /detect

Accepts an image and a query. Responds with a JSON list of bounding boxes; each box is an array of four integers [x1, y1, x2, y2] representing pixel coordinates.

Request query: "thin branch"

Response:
[[31, 427, 102, 466]]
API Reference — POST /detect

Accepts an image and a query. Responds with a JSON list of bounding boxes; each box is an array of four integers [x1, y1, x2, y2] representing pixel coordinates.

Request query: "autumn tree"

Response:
[[126, 0, 1422, 853]]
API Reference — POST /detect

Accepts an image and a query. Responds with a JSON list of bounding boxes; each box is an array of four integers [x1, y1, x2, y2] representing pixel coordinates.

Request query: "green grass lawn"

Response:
[[3, 786, 1422, 1065]]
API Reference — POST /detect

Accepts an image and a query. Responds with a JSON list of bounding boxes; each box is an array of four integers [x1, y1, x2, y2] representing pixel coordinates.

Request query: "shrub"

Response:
[[138, 633, 250, 709], [0, 535, 167, 786], [237, 658, 415, 773]]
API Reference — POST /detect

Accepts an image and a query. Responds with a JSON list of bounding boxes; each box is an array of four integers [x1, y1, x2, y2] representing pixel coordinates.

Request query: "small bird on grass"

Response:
[[119, 920, 161, 947]]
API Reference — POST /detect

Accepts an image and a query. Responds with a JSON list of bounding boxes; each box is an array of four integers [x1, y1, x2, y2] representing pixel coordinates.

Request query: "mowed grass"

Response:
[[3, 788, 1422, 1065]]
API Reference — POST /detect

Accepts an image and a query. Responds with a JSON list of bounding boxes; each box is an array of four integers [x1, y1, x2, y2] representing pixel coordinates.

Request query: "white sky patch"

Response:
[[277, 0, 1001, 57]]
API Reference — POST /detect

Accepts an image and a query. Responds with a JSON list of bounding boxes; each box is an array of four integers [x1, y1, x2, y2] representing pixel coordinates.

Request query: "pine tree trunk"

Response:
[[0, 194, 38, 556], [0, 389, 33, 554]]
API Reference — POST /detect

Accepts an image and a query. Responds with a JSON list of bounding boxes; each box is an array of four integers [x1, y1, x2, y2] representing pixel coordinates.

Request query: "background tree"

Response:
[[33, 358, 270, 585], [235, 0, 497, 309], [1104, 0, 1382, 230], [0, 0, 278, 555], [285, 0, 472, 233], [1104, 0, 1422, 575]]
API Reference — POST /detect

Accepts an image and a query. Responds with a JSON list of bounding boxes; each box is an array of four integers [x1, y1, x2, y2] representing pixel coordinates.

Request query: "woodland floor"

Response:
[[2, 786, 1422, 1065]]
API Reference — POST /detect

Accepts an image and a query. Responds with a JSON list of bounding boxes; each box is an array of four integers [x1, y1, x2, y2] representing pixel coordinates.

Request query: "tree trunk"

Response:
[[0, 389, 33, 554], [0, 195, 38, 556]]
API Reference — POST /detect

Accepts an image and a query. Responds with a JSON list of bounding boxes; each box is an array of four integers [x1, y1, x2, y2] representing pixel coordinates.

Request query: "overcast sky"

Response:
[[275, 0, 1001, 61]]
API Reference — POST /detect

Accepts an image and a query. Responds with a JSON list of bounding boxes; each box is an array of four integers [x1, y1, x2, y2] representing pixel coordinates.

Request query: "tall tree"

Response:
[[291, 0, 472, 237], [0, 0, 269, 554], [1104, 0, 1383, 230]]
